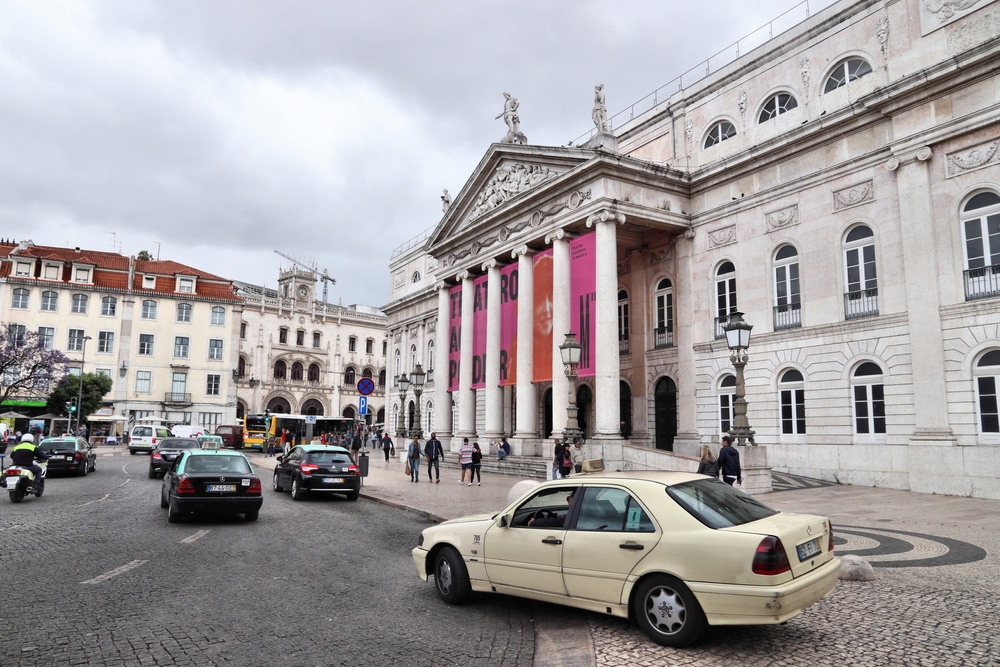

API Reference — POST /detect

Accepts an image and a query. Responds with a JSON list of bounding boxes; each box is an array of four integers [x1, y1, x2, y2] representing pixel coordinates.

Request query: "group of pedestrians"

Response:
[[696, 436, 743, 485], [402, 433, 486, 486], [550, 438, 586, 479]]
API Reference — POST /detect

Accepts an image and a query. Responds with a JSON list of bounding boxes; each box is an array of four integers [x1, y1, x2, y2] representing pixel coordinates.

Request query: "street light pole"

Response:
[[722, 312, 756, 446], [396, 373, 409, 438], [75, 335, 93, 437], [559, 332, 584, 444], [410, 363, 426, 439]]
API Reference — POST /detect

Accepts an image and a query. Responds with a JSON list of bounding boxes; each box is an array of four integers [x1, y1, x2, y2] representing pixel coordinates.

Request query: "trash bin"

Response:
[[358, 450, 369, 481]]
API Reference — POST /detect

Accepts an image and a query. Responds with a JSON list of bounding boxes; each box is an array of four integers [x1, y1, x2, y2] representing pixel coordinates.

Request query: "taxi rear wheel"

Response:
[[291, 477, 306, 501], [433, 546, 471, 605], [167, 505, 182, 523], [245, 509, 259, 521], [632, 575, 705, 647]]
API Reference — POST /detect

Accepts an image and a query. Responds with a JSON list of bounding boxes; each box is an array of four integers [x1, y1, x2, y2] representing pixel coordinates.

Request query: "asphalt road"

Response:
[[0, 451, 533, 667]]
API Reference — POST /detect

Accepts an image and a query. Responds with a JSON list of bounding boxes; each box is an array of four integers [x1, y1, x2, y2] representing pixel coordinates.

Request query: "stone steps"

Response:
[[436, 454, 550, 480]]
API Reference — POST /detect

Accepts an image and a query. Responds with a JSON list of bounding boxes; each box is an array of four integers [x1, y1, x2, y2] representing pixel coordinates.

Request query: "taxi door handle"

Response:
[[619, 543, 644, 550], [541, 538, 562, 545]]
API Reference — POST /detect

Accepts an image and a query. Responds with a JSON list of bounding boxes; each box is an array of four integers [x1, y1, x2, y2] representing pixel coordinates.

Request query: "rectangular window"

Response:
[[138, 334, 154, 355], [314, 332, 321, 348], [206, 374, 221, 396], [10, 324, 26, 346], [41, 291, 57, 311], [208, 339, 223, 360], [98, 331, 115, 354], [211, 307, 225, 325], [102, 297, 116, 316], [44, 264, 60, 280], [37, 327, 54, 350], [296, 330, 304, 346], [349, 337, 357, 352], [178, 278, 194, 293], [68, 367, 80, 377], [74, 268, 90, 283], [11, 289, 28, 309], [176, 303, 191, 322], [15, 262, 31, 276], [382, 341, 387, 355], [135, 371, 151, 394], [719, 394, 732, 434], [279, 328, 288, 344], [171, 373, 187, 395], [174, 336, 190, 358], [978, 376, 999, 433], [72, 294, 88, 314], [618, 302, 629, 339], [780, 389, 806, 435], [240, 322, 247, 339], [198, 412, 222, 427], [96, 368, 111, 379], [366, 339, 373, 354], [854, 384, 886, 435], [68, 329, 86, 352], [143, 275, 155, 289], [141, 300, 157, 319]]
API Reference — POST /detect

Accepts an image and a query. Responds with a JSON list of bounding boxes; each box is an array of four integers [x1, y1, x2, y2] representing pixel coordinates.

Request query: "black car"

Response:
[[149, 438, 200, 478], [273, 445, 359, 501], [37, 437, 96, 476], [160, 450, 262, 522]]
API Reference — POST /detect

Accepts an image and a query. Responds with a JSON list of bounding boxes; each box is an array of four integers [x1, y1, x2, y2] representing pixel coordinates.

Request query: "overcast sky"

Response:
[[1, 0, 837, 307]]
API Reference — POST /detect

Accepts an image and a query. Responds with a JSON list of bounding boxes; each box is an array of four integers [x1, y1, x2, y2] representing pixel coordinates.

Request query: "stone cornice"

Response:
[[692, 312, 910, 354]]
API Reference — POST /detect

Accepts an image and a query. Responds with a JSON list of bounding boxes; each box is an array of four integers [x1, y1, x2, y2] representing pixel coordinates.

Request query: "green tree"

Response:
[[136, 250, 153, 261], [46, 372, 113, 419]]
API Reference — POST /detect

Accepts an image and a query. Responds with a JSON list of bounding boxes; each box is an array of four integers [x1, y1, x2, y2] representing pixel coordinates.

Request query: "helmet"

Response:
[[20, 433, 34, 444]]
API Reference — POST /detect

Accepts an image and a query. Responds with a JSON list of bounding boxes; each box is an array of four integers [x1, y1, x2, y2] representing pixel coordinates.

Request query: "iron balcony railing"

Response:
[[164, 392, 191, 404], [964, 266, 1000, 301], [653, 327, 673, 349], [714, 316, 729, 340], [773, 303, 802, 330], [619, 336, 629, 354], [844, 288, 879, 320]]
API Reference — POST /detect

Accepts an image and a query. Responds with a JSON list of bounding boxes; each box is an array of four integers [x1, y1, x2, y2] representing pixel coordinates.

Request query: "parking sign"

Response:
[[359, 395, 368, 415]]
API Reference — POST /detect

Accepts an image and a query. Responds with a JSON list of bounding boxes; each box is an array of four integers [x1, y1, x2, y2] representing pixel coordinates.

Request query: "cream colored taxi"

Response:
[[412, 471, 839, 647]]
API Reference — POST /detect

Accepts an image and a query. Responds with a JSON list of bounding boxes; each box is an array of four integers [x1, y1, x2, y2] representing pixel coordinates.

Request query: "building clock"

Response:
[[297, 286, 308, 299]]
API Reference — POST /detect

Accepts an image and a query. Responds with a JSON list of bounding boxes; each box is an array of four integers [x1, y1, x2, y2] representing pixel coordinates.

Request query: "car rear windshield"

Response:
[[306, 452, 353, 465], [158, 439, 200, 450], [184, 456, 252, 474], [39, 440, 78, 451], [133, 427, 152, 437], [667, 479, 778, 529]]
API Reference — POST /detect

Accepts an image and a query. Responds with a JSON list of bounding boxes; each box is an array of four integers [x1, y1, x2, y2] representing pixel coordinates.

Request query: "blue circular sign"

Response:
[[357, 377, 375, 396]]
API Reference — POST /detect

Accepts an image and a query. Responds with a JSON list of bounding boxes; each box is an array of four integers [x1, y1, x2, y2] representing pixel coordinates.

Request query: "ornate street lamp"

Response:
[[559, 332, 584, 444], [75, 335, 93, 436], [410, 363, 426, 439], [723, 312, 756, 446], [118, 360, 128, 379], [396, 372, 410, 438]]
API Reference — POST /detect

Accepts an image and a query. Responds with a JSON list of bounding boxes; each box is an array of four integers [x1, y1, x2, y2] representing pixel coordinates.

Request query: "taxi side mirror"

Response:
[[498, 514, 508, 528], [275, 455, 283, 463]]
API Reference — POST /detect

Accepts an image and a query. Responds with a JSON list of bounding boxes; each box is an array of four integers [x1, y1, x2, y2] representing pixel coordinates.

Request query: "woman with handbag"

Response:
[[406, 435, 421, 482]]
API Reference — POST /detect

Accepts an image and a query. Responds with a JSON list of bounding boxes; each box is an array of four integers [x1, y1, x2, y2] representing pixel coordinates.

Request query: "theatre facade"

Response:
[[385, 0, 1000, 499]]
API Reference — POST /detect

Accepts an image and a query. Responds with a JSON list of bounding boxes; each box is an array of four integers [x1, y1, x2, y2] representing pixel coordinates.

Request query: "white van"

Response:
[[169, 425, 205, 439], [128, 425, 172, 455]]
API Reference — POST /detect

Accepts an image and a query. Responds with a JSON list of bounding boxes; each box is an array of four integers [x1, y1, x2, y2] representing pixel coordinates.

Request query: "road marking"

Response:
[[80, 493, 110, 507], [120, 479, 130, 487], [180, 529, 211, 544], [103, 453, 115, 457], [81, 560, 147, 584]]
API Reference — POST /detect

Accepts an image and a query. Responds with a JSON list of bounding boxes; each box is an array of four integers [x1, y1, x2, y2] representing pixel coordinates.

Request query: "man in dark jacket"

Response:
[[424, 432, 444, 483], [10, 434, 48, 491], [717, 436, 742, 486]]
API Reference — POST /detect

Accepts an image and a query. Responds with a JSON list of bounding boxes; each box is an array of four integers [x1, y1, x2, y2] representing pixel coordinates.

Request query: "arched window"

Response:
[[961, 191, 1000, 301], [343, 406, 355, 419], [11, 288, 29, 309], [290, 362, 303, 381], [237, 356, 246, 377], [718, 375, 736, 434], [344, 366, 356, 386], [427, 340, 435, 371], [41, 290, 57, 311], [774, 245, 801, 330], [176, 302, 191, 322], [308, 363, 320, 382], [273, 360, 286, 380], [378, 369, 386, 386], [425, 401, 434, 434], [211, 306, 225, 325], [412, 271, 421, 283], [410, 344, 417, 371], [975, 350, 1000, 437], [141, 299, 156, 319], [824, 57, 873, 93], [653, 279, 673, 348], [758, 93, 798, 123], [618, 289, 629, 353], [852, 362, 886, 436], [715, 262, 737, 339], [844, 225, 878, 319], [72, 293, 88, 314], [704, 121, 736, 148], [362, 367, 373, 379], [102, 296, 117, 316], [394, 349, 401, 385], [779, 369, 806, 436]]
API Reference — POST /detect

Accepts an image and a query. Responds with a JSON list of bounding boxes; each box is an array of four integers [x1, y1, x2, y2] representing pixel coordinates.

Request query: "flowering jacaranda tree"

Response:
[[0, 323, 69, 407]]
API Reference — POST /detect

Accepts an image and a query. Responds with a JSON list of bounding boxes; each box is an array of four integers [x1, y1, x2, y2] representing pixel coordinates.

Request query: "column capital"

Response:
[[481, 258, 498, 272], [511, 244, 534, 259], [545, 228, 572, 244], [434, 280, 449, 291], [886, 146, 933, 171], [455, 270, 471, 282], [585, 209, 626, 228]]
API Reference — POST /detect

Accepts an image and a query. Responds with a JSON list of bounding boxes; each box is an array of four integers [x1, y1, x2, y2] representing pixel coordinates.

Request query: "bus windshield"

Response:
[[245, 416, 268, 432]]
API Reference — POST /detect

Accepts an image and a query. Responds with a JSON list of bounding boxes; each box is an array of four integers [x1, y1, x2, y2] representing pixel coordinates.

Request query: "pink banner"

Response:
[[570, 231, 597, 378], [471, 275, 489, 389], [532, 248, 554, 383], [500, 262, 518, 386], [448, 285, 462, 392]]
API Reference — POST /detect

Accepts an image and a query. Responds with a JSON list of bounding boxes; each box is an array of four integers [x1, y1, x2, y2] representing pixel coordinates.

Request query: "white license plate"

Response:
[[50, 455, 66, 460], [205, 484, 236, 492], [324, 477, 344, 484], [797, 538, 821, 561], [4, 476, 19, 488]]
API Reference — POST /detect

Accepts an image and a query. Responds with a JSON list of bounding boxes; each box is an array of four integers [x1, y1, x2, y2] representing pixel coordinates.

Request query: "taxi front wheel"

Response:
[[433, 546, 471, 605], [632, 575, 706, 647]]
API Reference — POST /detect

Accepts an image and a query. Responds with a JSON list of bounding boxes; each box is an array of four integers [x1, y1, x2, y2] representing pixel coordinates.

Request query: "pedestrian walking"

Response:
[[570, 438, 585, 474], [470, 442, 483, 486], [697, 445, 719, 479], [407, 435, 421, 482], [381, 433, 393, 462], [550, 438, 562, 480], [267, 435, 276, 458], [459, 438, 474, 484], [717, 436, 742, 486], [558, 444, 573, 478], [424, 432, 444, 483], [350, 430, 363, 464]]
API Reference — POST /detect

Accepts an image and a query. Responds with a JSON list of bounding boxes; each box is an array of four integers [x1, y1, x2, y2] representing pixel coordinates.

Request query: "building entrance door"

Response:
[[576, 385, 592, 438], [543, 388, 553, 438], [654, 377, 676, 451]]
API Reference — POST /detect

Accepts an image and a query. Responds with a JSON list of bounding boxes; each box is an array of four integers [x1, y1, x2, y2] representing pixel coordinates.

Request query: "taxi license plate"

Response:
[[797, 538, 821, 561], [324, 477, 344, 484], [206, 484, 236, 492], [50, 455, 66, 460]]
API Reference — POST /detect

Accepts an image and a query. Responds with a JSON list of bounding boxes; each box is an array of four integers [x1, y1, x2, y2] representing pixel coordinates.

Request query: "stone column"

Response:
[[456, 271, 478, 440], [483, 259, 504, 440], [547, 230, 571, 435], [512, 245, 537, 452], [587, 210, 625, 439], [433, 282, 453, 438], [888, 149, 956, 484], [671, 229, 701, 457]]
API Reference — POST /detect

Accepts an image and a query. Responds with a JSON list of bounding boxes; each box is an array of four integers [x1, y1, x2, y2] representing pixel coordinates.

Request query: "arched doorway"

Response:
[[576, 384, 592, 438], [301, 399, 324, 416], [267, 397, 291, 414], [543, 387, 553, 438], [654, 377, 677, 451], [236, 400, 246, 421], [343, 406, 355, 419], [620, 381, 632, 438], [376, 407, 385, 426]]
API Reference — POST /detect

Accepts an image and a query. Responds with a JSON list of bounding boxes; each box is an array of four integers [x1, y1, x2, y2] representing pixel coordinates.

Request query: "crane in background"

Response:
[[273, 250, 337, 305]]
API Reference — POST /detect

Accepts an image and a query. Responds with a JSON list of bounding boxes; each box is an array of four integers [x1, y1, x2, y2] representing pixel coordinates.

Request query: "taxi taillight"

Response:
[[152, 451, 162, 460], [828, 521, 835, 553], [176, 476, 196, 494], [752, 536, 791, 576], [300, 463, 319, 474], [348, 464, 359, 475], [247, 478, 262, 494], [73, 452, 83, 461]]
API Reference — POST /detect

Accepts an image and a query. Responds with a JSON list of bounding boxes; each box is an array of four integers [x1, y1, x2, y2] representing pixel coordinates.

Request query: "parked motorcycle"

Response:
[[3, 462, 46, 503]]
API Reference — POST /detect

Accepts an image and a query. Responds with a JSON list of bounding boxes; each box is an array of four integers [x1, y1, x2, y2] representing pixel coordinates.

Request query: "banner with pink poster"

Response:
[[570, 231, 597, 378], [471, 274, 489, 389], [499, 262, 518, 386], [448, 285, 462, 392], [532, 248, 554, 383]]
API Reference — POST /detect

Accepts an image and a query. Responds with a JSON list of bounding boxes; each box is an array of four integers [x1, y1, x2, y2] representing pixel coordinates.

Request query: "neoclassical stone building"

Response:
[[384, 0, 1000, 499], [235, 268, 388, 424]]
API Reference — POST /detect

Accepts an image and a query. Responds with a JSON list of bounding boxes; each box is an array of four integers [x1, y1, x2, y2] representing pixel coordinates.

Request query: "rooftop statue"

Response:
[[592, 84, 608, 133], [496, 92, 527, 144]]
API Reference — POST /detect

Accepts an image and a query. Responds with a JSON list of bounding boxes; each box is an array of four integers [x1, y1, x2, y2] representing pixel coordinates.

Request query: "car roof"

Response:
[[185, 449, 249, 457], [300, 445, 350, 453], [544, 470, 708, 486], [40, 437, 78, 442]]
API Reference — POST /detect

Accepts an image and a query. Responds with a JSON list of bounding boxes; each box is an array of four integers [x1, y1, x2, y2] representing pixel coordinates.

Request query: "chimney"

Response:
[[74, 247, 81, 253]]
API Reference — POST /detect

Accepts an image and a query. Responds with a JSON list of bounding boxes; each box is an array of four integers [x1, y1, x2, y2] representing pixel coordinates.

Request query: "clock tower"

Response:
[[277, 266, 317, 303]]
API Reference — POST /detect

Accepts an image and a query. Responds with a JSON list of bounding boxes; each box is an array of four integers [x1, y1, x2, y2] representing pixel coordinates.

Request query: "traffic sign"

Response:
[[358, 396, 368, 416], [306, 415, 316, 424], [357, 377, 375, 396]]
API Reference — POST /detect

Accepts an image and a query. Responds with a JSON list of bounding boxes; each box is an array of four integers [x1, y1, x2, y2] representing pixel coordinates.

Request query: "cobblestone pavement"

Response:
[[0, 449, 533, 667]]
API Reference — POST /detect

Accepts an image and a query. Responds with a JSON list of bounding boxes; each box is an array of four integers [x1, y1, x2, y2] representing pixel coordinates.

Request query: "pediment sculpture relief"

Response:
[[469, 163, 559, 221]]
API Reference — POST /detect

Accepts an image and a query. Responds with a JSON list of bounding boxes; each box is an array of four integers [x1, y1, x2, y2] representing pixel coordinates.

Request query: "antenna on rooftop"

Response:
[[155, 241, 161, 261], [104, 231, 122, 254]]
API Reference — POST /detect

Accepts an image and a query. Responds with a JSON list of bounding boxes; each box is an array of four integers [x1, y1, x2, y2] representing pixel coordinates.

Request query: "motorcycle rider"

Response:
[[10, 433, 47, 491]]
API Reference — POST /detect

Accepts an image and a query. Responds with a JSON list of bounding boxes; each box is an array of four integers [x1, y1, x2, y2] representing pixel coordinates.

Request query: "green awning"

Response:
[[0, 400, 47, 407]]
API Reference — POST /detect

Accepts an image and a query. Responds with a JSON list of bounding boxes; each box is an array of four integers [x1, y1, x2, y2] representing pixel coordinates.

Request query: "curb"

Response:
[[358, 491, 446, 524]]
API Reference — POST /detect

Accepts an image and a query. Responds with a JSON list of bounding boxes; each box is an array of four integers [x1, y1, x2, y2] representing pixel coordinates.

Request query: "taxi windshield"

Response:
[[38, 439, 78, 451], [667, 479, 778, 529], [306, 451, 353, 465]]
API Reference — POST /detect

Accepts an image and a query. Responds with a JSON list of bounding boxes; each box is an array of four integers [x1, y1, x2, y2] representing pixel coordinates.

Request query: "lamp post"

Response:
[[396, 372, 410, 438], [75, 335, 93, 436], [559, 332, 584, 444], [722, 312, 756, 446], [410, 363, 426, 439]]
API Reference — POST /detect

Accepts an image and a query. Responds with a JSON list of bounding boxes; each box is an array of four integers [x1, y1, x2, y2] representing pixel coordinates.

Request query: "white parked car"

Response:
[[128, 425, 172, 455]]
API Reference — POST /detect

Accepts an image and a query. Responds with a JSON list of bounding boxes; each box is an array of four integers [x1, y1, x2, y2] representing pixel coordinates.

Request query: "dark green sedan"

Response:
[[160, 450, 263, 523]]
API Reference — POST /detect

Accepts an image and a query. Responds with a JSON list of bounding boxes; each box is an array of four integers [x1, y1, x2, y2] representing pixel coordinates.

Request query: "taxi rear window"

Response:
[[158, 439, 200, 450], [306, 452, 353, 465], [184, 455, 252, 474], [39, 440, 78, 451], [667, 479, 778, 529]]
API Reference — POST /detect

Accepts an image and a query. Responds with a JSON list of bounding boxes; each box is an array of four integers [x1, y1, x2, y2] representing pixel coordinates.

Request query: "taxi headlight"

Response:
[[417, 533, 424, 547]]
